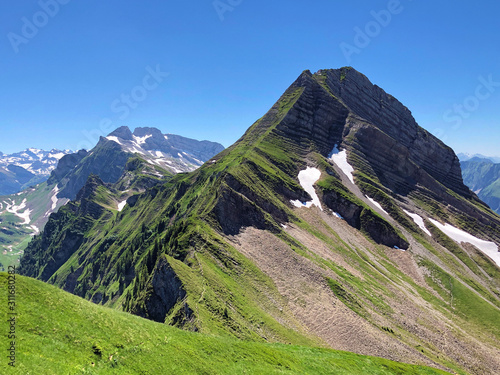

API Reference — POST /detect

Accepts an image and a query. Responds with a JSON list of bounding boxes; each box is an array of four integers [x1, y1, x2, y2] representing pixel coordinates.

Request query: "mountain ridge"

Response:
[[19, 68, 500, 374], [1, 127, 223, 271]]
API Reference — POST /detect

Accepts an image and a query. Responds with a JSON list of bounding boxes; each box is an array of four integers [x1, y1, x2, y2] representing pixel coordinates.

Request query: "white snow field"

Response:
[[117, 200, 127, 212], [290, 167, 323, 211], [329, 145, 355, 184], [51, 186, 60, 210], [106, 136, 123, 145], [429, 218, 500, 267], [403, 209, 432, 236], [366, 196, 388, 215], [5, 198, 32, 224], [133, 134, 152, 145]]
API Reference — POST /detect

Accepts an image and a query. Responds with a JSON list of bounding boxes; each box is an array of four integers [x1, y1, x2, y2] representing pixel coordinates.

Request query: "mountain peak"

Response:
[[133, 126, 164, 139], [265, 68, 468, 198], [108, 126, 133, 140]]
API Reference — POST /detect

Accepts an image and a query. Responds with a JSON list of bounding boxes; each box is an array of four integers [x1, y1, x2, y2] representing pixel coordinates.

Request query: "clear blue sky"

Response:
[[1, 0, 499, 156]]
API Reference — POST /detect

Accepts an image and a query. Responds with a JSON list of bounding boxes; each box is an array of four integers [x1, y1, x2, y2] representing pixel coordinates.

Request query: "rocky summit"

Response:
[[19, 68, 500, 375]]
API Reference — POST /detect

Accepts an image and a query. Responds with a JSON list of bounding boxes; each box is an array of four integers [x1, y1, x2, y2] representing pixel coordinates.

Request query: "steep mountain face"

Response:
[[461, 157, 500, 214], [20, 68, 500, 374], [50, 126, 224, 201], [106, 126, 225, 173], [0, 148, 72, 195]]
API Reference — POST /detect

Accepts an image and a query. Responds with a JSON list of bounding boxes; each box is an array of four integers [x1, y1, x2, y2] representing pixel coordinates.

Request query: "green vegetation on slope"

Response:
[[0, 273, 448, 375]]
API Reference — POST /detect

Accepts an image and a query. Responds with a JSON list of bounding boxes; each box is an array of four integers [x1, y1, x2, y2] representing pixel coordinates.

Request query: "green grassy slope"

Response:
[[0, 273, 449, 375]]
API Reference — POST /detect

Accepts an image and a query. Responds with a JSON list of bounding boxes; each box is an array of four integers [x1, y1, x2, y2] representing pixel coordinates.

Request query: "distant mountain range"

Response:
[[0, 148, 72, 195], [457, 152, 500, 163], [461, 157, 500, 214]]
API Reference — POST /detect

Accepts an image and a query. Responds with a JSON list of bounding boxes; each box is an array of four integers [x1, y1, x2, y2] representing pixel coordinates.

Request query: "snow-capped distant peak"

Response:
[[0, 148, 73, 177]]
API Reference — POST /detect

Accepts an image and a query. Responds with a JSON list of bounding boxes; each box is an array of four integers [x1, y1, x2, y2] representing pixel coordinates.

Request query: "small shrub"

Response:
[[92, 343, 103, 357]]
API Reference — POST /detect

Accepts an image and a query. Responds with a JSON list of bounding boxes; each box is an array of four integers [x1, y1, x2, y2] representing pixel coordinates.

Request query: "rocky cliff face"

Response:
[[47, 150, 88, 186], [19, 68, 500, 375], [107, 126, 225, 171], [271, 68, 470, 198], [54, 140, 131, 200], [18, 175, 110, 281], [47, 126, 224, 201], [130, 255, 194, 327]]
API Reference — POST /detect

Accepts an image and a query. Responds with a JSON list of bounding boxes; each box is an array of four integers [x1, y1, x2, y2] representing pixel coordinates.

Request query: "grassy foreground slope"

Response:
[[0, 273, 448, 375]]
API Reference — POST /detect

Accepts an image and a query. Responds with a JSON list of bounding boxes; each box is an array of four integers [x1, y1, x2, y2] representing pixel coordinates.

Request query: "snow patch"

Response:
[[155, 151, 164, 158], [291, 200, 313, 208], [403, 209, 431, 236], [106, 136, 123, 145], [117, 200, 127, 212], [5, 198, 31, 224], [428, 218, 500, 267], [333, 212, 344, 220], [51, 186, 59, 210], [329, 145, 355, 184], [290, 167, 323, 211], [17, 208, 32, 225], [164, 135, 169, 140], [30, 225, 39, 235], [48, 152, 65, 160], [366, 196, 388, 215], [170, 167, 183, 173], [129, 147, 146, 155], [133, 134, 152, 145]]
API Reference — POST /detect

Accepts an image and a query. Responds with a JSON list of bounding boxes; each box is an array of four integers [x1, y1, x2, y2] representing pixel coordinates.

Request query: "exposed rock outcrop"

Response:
[[47, 149, 88, 186], [132, 255, 194, 326]]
